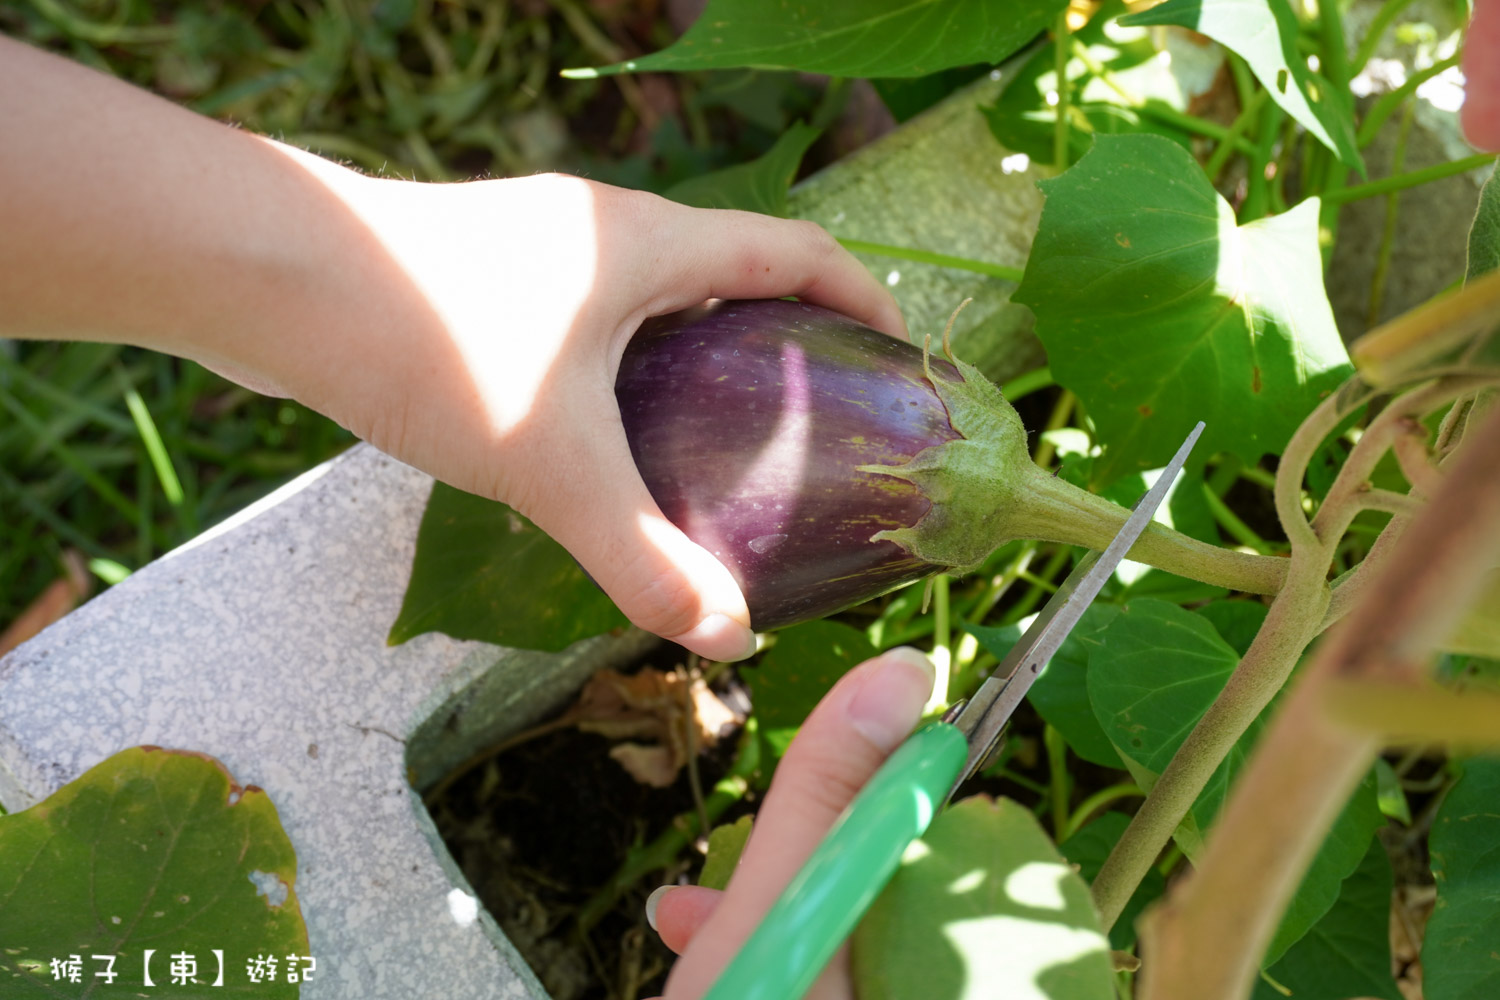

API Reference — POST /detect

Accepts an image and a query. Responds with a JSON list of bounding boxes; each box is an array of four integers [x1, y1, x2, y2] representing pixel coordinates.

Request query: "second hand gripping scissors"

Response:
[[702, 421, 1205, 1000]]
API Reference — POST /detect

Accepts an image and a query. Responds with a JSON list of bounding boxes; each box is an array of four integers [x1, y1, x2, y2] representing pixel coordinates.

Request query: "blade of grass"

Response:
[[0, 389, 147, 530], [115, 367, 184, 508]]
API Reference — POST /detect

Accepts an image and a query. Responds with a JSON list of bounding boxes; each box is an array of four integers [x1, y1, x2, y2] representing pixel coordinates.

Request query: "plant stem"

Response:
[[1367, 98, 1417, 327], [1001, 367, 1054, 402], [1069, 41, 1258, 156], [1054, 12, 1072, 168], [1351, 0, 1421, 76], [834, 238, 1025, 283], [1241, 100, 1284, 221], [1204, 88, 1269, 183], [1357, 53, 1463, 146], [576, 721, 761, 933], [1064, 783, 1144, 840], [1033, 389, 1076, 469], [1090, 548, 1331, 930], [1322, 153, 1499, 205], [1138, 403, 1500, 1000], [1016, 464, 1289, 595], [1201, 482, 1273, 554], [1046, 724, 1070, 839]]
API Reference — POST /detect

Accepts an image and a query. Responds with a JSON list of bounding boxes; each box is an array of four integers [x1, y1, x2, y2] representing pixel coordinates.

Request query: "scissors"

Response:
[[701, 421, 1205, 1000]]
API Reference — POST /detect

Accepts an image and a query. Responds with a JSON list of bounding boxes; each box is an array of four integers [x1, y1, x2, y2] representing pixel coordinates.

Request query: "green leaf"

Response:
[[0, 747, 306, 997], [983, 2, 1195, 166], [1470, 163, 1500, 279], [1119, 0, 1364, 172], [1058, 811, 1165, 951], [1436, 654, 1500, 688], [852, 796, 1115, 1000], [699, 815, 754, 891], [742, 621, 875, 760], [1373, 757, 1412, 825], [1014, 134, 1354, 483], [664, 122, 821, 216], [1195, 599, 1269, 656], [1251, 841, 1403, 1000], [389, 483, 628, 651], [565, 0, 1067, 79], [872, 65, 993, 123], [1086, 598, 1383, 963], [1424, 756, 1500, 999], [968, 605, 1125, 769]]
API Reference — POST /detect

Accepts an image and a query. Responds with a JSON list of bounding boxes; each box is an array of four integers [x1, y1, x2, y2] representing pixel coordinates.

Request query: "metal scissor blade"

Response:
[[946, 421, 1205, 797]]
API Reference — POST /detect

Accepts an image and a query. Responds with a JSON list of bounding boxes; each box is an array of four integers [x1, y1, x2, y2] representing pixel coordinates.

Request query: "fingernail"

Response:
[[846, 647, 935, 752], [645, 884, 673, 931], [671, 613, 757, 662]]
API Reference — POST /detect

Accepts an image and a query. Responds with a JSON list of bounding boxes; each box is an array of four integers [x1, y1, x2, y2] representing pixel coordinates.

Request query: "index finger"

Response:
[[649, 202, 909, 342]]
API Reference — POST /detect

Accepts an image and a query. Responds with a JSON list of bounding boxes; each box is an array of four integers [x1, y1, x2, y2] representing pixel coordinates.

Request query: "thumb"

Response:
[[661, 648, 935, 999], [522, 421, 756, 662]]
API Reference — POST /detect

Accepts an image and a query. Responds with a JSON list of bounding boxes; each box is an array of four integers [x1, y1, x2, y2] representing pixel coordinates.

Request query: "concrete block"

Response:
[[0, 443, 655, 999]]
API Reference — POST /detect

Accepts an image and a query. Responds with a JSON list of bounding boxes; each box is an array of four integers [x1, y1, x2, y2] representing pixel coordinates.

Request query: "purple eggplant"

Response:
[[615, 299, 1282, 631]]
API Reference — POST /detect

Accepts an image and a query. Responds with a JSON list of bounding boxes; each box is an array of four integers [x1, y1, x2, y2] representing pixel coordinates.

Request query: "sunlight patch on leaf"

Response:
[[1120, 0, 1363, 171], [1015, 134, 1353, 484], [853, 797, 1114, 1000]]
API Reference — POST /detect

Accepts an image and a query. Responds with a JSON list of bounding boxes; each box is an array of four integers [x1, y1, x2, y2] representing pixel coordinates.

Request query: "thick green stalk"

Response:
[[1011, 465, 1288, 594], [868, 350, 1290, 595], [1091, 553, 1331, 928]]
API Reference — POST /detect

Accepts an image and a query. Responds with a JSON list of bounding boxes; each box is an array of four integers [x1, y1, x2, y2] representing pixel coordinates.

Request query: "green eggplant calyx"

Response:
[[858, 351, 1036, 572]]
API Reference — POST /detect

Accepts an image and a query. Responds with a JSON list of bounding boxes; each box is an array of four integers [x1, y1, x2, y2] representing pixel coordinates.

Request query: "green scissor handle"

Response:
[[702, 721, 968, 1000]]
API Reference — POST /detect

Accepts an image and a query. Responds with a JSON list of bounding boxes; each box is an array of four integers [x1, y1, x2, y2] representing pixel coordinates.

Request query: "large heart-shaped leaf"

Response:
[[1250, 841, 1402, 1000], [1058, 811, 1165, 951], [1085, 598, 1383, 963], [1014, 134, 1353, 484], [1471, 163, 1500, 280], [389, 483, 628, 651], [1119, 0, 1363, 171], [1423, 756, 1500, 1000], [967, 605, 1125, 768], [852, 796, 1115, 1000], [0, 747, 306, 997], [564, 0, 1067, 79]]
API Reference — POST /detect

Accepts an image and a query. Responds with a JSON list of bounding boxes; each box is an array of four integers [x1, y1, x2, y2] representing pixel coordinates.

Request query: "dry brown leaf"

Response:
[[0, 551, 90, 657], [567, 667, 742, 788], [609, 743, 679, 788], [1391, 882, 1435, 1000]]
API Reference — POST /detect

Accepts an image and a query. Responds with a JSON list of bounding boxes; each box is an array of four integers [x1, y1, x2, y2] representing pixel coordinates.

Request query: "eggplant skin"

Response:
[[616, 298, 961, 631]]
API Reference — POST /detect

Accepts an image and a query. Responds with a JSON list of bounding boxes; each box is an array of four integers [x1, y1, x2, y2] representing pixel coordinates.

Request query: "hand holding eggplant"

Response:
[[0, 36, 905, 661]]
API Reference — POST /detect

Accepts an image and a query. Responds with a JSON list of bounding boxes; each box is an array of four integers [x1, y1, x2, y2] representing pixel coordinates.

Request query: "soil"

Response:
[[427, 644, 754, 1000]]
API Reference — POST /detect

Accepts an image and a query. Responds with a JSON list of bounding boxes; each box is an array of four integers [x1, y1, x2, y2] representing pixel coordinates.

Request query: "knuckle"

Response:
[[780, 743, 876, 818], [622, 558, 703, 639], [794, 219, 839, 256]]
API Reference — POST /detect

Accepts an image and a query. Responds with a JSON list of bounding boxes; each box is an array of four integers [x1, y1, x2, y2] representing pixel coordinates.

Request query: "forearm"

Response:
[[0, 35, 425, 429]]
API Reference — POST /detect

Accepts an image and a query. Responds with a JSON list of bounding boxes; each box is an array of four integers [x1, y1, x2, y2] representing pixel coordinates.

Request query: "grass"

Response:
[[0, 341, 353, 625]]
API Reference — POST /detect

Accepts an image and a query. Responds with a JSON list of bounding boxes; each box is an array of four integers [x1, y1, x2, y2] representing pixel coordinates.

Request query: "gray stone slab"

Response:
[[789, 63, 1051, 385], [0, 443, 655, 999]]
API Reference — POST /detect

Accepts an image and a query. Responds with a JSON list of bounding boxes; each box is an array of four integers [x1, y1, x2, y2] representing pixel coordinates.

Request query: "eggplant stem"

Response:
[[940, 298, 971, 366]]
